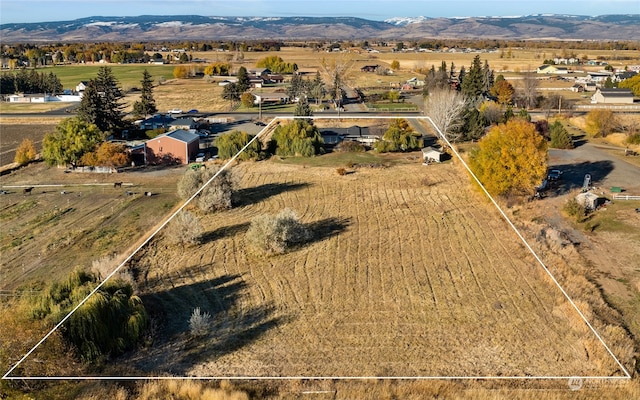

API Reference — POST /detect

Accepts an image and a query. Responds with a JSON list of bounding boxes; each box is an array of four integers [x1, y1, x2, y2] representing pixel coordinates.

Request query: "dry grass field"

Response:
[[123, 156, 627, 378], [0, 162, 182, 291]]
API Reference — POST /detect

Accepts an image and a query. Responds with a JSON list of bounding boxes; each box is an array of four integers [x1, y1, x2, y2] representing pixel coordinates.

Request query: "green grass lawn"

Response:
[[584, 200, 640, 238], [3, 64, 179, 90], [366, 102, 418, 111], [274, 149, 417, 168]]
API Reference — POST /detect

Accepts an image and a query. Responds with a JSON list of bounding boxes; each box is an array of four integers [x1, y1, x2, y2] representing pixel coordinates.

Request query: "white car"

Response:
[[195, 153, 206, 162], [168, 108, 183, 114]]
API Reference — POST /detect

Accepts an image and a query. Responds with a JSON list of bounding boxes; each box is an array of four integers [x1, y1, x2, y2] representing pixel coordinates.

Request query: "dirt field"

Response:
[[0, 123, 58, 166], [0, 162, 183, 291], [122, 157, 625, 378]]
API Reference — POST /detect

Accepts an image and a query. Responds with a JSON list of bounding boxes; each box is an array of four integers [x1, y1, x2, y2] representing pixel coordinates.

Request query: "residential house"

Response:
[[591, 88, 634, 104], [248, 68, 271, 78], [267, 74, 285, 84], [361, 65, 379, 73], [253, 93, 290, 105], [586, 71, 612, 83], [570, 84, 585, 92], [76, 81, 88, 92], [614, 70, 638, 83], [168, 117, 197, 131], [144, 129, 200, 165], [536, 65, 568, 74], [138, 114, 176, 130], [320, 126, 381, 147]]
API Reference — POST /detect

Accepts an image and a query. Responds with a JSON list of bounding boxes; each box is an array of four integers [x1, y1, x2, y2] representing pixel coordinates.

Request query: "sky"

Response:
[[1, 0, 639, 24]]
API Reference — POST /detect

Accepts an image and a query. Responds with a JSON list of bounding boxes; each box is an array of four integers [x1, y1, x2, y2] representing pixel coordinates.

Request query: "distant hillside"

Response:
[[1, 14, 639, 42]]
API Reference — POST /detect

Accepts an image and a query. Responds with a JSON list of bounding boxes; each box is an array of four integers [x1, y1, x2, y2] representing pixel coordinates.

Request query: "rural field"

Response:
[[112, 155, 630, 378]]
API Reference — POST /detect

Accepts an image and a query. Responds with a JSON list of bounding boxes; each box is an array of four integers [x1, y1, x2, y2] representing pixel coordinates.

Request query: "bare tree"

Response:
[[518, 70, 540, 109], [319, 54, 355, 109], [424, 89, 467, 142]]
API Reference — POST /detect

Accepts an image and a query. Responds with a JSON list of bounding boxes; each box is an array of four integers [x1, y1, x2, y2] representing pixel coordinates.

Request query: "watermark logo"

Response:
[[568, 377, 584, 391]]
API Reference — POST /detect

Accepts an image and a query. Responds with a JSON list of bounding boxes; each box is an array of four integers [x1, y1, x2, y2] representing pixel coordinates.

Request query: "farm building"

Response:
[[422, 147, 445, 163], [536, 65, 568, 74], [591, 88, 634, 104], [575, 192, 606, 210], [145, 129, 199, 164]]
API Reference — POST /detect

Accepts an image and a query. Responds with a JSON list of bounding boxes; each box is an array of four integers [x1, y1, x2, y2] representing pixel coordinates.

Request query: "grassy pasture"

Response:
[[126, 157, 624, 378]]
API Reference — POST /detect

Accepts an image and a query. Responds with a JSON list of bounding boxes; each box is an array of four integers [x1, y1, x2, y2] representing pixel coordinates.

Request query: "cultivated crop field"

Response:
[[127, 156, 622, 378]]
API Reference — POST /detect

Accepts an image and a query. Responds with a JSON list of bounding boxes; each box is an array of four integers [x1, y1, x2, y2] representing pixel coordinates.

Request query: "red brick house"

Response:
[[145, 129, 200, 164]]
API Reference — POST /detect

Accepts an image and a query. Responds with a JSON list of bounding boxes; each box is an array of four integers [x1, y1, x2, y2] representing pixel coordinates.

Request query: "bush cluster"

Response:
[[177, 166, 236, 212], [245, 208, 311, 255]]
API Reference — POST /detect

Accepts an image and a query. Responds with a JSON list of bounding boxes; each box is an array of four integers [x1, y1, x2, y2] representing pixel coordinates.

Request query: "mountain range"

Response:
[[1, 14, 639, 42]]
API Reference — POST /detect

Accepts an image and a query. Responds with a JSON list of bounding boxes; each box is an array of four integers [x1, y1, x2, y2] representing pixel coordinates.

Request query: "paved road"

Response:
[[548, 142, 640, 194]]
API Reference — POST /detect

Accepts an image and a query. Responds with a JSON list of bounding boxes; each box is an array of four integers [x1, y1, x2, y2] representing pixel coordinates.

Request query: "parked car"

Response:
[[187, 109, 199, 113], [195, 153, 206, 162], [168, 108, 183, 114], [547, 169, 563, 181]]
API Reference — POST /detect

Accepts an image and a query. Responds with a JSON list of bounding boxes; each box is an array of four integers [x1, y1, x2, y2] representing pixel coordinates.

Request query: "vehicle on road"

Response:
[[168, 108, 183, 114]]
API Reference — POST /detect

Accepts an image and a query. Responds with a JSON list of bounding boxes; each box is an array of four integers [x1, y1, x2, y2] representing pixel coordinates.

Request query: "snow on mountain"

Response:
[[384, 16, 429, 26]]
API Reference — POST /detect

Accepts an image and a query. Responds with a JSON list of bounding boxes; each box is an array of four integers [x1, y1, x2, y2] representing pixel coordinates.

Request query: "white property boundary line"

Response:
[[2, 115, 631, 382]]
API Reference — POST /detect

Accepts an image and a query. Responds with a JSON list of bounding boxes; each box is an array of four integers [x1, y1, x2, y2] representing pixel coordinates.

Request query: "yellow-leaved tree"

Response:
[[469, 118, 548, 197], [14, 138, 37, 165]]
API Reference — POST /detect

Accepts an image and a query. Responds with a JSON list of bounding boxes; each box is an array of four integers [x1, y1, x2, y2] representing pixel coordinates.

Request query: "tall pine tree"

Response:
[[461, 55, 484, 102], [77, 66, 124, 134], [132, 69, 157, 118]]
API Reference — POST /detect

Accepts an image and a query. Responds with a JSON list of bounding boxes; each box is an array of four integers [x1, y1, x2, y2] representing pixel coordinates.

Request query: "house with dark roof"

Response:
[[168, 117, 197, 131], [591, 88, 634, 104], [145, 129, 200, 164], [138, 114, 176, 130], [361, 65, 380, 73]]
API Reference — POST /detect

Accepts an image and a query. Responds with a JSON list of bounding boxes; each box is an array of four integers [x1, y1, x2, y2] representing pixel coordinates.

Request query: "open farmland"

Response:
[[0, 162, 182, 291], [126, 157, 624, 378]]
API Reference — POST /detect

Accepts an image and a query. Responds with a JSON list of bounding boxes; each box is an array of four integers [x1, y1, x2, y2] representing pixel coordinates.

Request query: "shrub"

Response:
[[563, 198, 587, 222], [189, 307, 212, 337], [177, 166, 237, 212], [215, 130, 261, 161], [14, 138, 37, 165], [336, 167, 347, 176], [245, 208, 311, 255], [626, 133, 640, 145], [168, 210, 202, 246], [336, 140, 365, 152]]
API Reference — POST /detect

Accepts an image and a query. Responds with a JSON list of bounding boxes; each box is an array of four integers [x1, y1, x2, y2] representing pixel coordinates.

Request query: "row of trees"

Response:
[[0, 69, 62, 95]]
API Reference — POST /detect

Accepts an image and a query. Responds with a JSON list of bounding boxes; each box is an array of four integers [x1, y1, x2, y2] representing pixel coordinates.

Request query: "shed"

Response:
[[422, 147, 445, 163], [575, 192, 605, 210], [145, 129, 199, 164], [591, 88, 634, 104]]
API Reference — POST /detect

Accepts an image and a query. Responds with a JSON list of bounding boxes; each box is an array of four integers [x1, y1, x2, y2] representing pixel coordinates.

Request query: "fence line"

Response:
[[613, 194, 640, 200]]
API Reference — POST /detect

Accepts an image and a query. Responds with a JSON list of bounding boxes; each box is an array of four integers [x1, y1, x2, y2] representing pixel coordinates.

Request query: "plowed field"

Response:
[[131, 159, 620, 378]]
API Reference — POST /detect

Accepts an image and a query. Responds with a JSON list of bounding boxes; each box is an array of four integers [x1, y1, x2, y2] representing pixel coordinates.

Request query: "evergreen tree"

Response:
[[132, 69, 157, 118], [294, 98, 313, 118], [482, 59, 494, 93], [236, 66, 250, 92], [78, 67, 124, 134], [76, 80, 103, 130], [459, 106, 486, 141], [549, 121, 574, 149], [309, 72, 325, 105], [461, 55, 484, 102]]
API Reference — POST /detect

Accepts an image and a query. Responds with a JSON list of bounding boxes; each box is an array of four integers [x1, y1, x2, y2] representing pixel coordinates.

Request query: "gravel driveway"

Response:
[[548, 142, 640, 194]]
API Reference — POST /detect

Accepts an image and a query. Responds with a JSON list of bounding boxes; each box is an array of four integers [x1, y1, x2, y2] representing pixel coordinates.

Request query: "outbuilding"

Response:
[[145, 129, 200, 164], [422, 147, 445, 163], [575, 192, 606, 210]]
